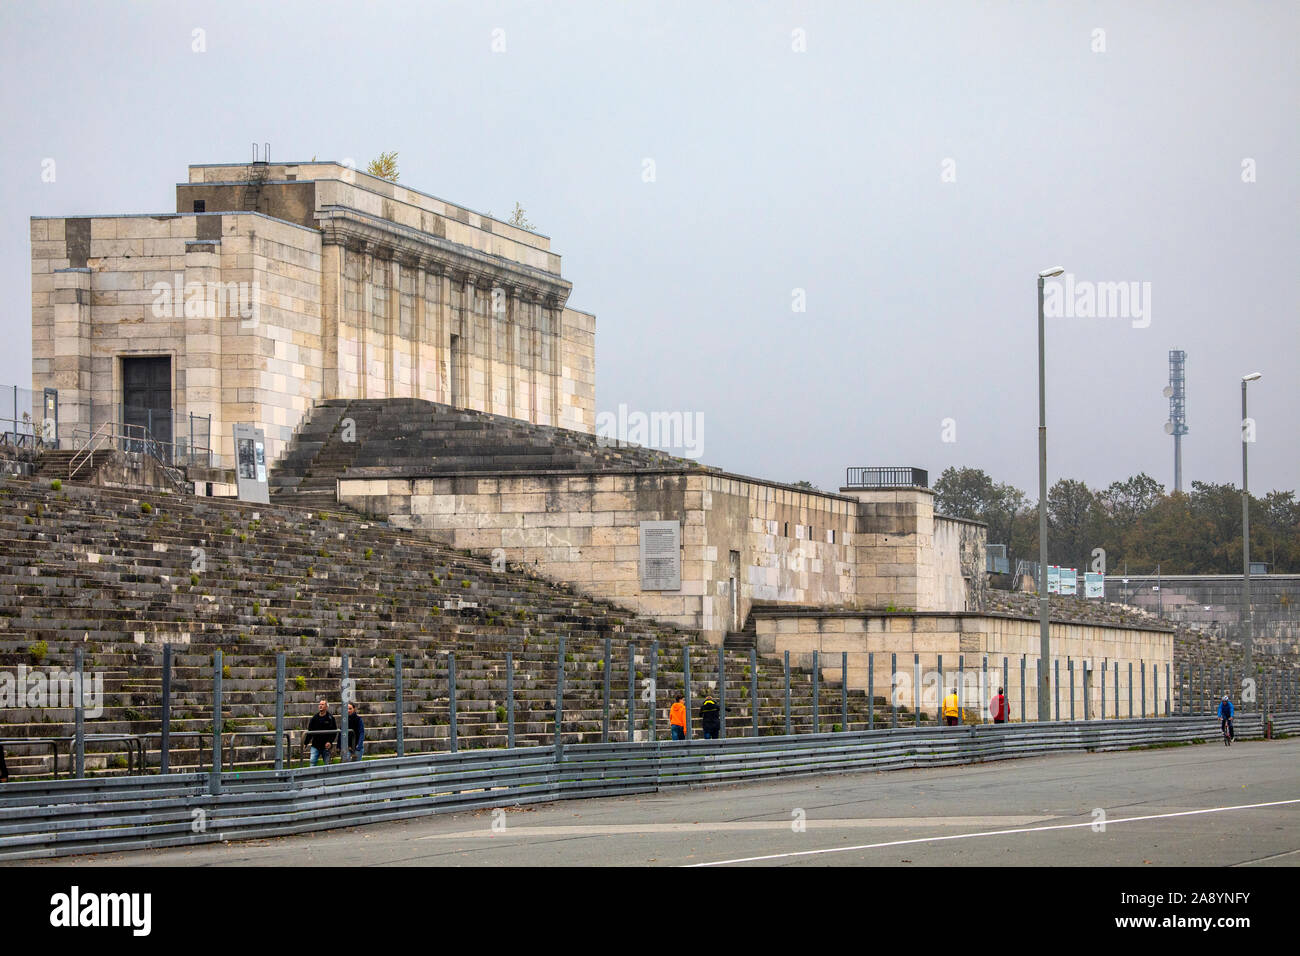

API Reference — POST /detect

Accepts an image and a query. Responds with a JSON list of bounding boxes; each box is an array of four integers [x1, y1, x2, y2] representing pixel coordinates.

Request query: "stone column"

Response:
[[386, 256, 399, 397], [413, 258, 427, 399], [320, 241, 343, 398], [51, 267, 93, 431], [462, 274, 478, 411], [182, 240, 223, 460], [361, 243, 375, 399], [507, 287, 522, 419]]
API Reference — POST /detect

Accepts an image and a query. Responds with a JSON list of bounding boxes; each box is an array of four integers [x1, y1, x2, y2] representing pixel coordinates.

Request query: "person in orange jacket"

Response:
[[669, 693, 687, 740]]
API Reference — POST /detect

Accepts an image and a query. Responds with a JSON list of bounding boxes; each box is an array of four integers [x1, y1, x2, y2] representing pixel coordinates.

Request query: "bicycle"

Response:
[[1221, 718, 1233, 747]]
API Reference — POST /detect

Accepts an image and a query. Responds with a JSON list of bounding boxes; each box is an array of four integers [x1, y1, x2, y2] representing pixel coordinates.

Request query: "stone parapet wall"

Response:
[[755, 609, 1177, 721]]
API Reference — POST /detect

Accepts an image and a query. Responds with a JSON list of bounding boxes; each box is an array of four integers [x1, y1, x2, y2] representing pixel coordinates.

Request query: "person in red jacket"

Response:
[[669, 694, 687, 740], [992, 687, 1009, 724]]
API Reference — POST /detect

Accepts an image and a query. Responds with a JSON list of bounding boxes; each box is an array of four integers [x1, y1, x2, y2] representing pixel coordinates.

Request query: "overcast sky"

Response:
[[2, 0, 1295, 498]]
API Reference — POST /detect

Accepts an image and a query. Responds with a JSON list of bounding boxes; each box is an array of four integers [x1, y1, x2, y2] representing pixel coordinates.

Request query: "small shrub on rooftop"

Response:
[[50, 479, 61, 491], [294, 675, 307, 690], [28, 640, 48, 665], [140, 502, 152, 514]]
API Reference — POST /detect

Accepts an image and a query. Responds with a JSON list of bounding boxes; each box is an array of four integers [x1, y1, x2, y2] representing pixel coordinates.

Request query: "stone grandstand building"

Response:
[[30, 160, 595, 468], [24, 158, 1194, 724]]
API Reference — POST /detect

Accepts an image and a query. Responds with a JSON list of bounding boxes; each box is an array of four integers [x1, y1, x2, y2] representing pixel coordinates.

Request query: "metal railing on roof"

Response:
[[844, 466, 928, 489]]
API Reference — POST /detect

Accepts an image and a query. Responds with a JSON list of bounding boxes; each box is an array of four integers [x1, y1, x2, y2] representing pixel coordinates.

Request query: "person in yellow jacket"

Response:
[[943, 689, 961, 726], [669, 693, 687, 740]]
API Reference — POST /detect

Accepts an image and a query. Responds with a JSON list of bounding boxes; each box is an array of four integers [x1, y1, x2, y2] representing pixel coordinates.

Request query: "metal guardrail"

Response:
[[845, 466, 928, 489], [0, 712, 1294, 861]]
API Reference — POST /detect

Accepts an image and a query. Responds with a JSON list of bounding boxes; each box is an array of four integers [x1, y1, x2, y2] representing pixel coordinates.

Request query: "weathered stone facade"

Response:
[[755, 608, 1177, 720], [31, 162, 595, 467], [337, 470, 987, 643]]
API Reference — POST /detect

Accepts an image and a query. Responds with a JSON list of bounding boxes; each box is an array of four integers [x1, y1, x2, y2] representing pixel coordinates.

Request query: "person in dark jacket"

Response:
[[699, 694, 721, 739], [346, 702, 365, 760], [1218, 694, 1234, 740], [305, 699, 338, 765]]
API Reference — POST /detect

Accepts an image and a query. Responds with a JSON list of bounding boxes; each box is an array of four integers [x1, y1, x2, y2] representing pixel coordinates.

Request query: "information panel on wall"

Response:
[[233, 423, 269, 504], [639, 520, 681, 591], [1084, 572, 1105, 599]]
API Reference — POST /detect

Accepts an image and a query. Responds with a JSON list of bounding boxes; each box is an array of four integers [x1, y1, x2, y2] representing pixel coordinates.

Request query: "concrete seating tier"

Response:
[[0, 477, 898, 777], [269, 398, 708, 508]]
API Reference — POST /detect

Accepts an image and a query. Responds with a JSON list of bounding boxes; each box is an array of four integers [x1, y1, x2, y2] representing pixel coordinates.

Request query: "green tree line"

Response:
[[933, 466, 1300, 574]]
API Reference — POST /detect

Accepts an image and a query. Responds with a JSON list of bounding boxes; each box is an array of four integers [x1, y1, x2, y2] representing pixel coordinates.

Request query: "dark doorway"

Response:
[[122, 356, 173, 452]]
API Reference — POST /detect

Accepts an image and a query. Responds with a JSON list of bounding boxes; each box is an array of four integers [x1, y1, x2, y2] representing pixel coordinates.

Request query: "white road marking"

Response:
[[687, 798, 1300, 867], [414, 815, 1055, 840]]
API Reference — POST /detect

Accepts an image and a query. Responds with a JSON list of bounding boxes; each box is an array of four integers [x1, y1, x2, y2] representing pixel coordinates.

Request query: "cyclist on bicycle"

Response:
[[1218, 694, 1234, 741]]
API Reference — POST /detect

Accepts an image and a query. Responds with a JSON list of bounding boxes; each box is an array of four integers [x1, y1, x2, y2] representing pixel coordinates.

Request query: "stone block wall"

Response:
[[754, 610, 1175, 721], [31, 212, 324, 467], [338, 469, 987, 645]]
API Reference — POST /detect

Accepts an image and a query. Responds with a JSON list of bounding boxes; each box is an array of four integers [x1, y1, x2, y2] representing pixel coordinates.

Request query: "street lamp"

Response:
[[1037, 266, 1063, 721], [1242, 372, 1261, 683]]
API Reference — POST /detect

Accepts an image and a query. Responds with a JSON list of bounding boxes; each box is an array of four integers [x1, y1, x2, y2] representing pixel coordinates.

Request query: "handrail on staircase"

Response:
[[69, 420, 114, 479]]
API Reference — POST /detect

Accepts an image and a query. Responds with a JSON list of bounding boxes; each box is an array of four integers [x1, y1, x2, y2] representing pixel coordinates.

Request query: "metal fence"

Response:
[[845, 466, 928, 488], [74, 405, 213, 468], [10, 644, 1298, 783], [0, 712, 1295, 862], [1, 385, 55, 451]]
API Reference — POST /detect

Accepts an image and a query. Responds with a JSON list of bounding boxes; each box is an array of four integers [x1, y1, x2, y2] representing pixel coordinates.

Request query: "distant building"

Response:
[[31, 161, 595, 466]]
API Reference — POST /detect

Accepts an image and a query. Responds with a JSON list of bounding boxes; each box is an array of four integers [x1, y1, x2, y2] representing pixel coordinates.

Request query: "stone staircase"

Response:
[[0, 476, 899, 779], [270, 398, 708, 507]]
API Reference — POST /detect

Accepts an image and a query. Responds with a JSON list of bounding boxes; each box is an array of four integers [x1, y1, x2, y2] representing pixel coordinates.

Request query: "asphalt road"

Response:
[[23, 737, 1300, 867]]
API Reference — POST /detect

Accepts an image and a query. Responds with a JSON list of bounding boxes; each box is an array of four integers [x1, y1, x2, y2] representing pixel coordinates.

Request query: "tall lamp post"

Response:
[[1241, 372, 1261, 681], [1037, 266, 1064, 722]]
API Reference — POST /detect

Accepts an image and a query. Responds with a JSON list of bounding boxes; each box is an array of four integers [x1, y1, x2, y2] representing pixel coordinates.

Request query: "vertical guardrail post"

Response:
[[1101, 660, 1107, 720], [1083, 661, 1090, 721], [1020, 655, 1026, 723], [602, 638, 611, 743], [1114, 661, 1120, 719], [891, 653, 898, 729], [210, 650, 222, 795], [812, 650, 820, 734], [74, 646, 85, 779], [718, 646, 727, 739], [1141, 661, 1147, 718], [649, 641, 658, 742], [1152, 664, 1158, 718], [914, 653, 921, 728], [958, 654, 965, 722], [982, 656, 989, 724], [339, 654, 350, 763], [505, 651, 514, 750], [627, 643, 636, 742], [1068, 659, 1075, 721], [448, 652, 458, 754], [784, 650, 791, 736], [1165, 663, 1170, 717], [683, 646, 692, 741], [161, 643, 173, 775], [868, 652, 874, 731], [846, 652, 853, 733], [1053, 658, 1060, 721], [937, 654, 944, 726], [1127, 662, 1133, 718], [395, 652, 405, 757], [555, 636, 565, 761], [750, 648, 759, 737], [274, 652, 284, 771], [1002, 657, 1009, 716]]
